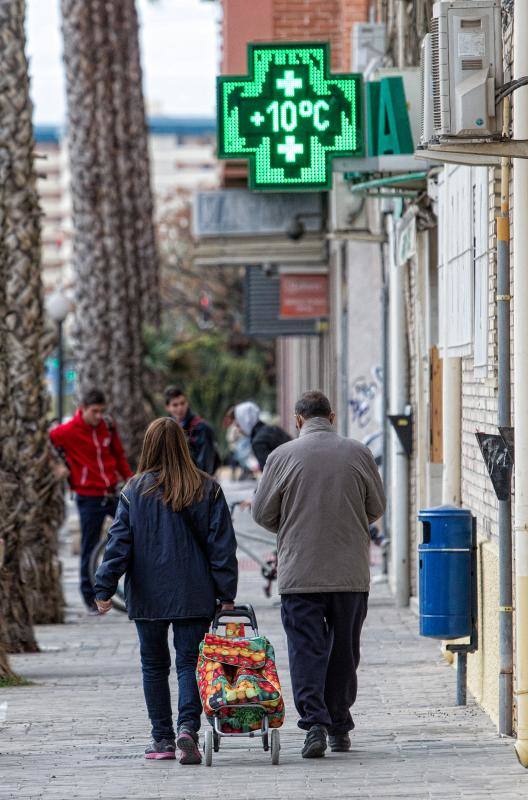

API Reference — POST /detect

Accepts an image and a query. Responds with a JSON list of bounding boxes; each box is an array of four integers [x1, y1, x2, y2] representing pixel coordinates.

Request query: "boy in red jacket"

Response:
[[50, 388, 133, 614]]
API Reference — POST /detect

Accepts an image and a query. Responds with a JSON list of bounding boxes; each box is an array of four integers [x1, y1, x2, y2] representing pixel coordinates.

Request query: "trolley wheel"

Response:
[[204, 729, 213, 766], [213, 731, 220, 752], [262, 732, 269, 752], [271, 729, 280, 765]]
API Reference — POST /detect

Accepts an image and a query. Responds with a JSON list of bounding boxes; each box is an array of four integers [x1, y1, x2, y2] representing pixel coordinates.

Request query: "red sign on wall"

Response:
[[280, 273, 329, 319]]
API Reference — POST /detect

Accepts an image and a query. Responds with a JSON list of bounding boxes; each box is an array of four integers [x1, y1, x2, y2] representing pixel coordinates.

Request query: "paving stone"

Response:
[[0, 482, 526, 799]]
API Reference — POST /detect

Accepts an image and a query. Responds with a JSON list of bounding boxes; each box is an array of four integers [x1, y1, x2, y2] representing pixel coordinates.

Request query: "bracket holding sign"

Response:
[[217, 42, 363, 191]]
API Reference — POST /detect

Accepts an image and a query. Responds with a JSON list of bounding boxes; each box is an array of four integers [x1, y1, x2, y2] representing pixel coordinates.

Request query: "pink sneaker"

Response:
[[144, 738, 176, 760], [176, 728, 202, 765]]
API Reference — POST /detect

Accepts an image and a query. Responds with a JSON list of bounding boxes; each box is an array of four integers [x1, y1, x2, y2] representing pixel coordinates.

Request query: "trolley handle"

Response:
[[212, 603, 259, 634]]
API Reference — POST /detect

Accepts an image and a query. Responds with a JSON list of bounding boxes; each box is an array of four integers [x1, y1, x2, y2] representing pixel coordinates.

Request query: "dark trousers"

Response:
[[281, 591, 368, 734], [76, 494, 117, 607], [135, 619, 210, 742]]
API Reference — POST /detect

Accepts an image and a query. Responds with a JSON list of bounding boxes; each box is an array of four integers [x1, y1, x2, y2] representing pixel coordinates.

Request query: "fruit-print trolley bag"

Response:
[[196, 604, 284, 765]]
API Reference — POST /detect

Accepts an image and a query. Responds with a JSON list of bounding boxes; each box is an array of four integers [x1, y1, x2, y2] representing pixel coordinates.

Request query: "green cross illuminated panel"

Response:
[[217, 42, 364, 191]]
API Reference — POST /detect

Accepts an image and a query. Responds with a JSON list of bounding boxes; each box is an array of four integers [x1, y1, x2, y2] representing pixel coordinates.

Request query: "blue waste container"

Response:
[[418, 506, 475, 639]]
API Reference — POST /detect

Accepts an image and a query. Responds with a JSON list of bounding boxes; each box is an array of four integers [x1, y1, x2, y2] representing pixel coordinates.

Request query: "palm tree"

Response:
[[0, 0, 64, 665], [61, 0, 160, 462]]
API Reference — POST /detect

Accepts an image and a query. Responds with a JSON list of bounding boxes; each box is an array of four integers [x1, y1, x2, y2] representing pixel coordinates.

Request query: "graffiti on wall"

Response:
[[349, 366, 383, 428]]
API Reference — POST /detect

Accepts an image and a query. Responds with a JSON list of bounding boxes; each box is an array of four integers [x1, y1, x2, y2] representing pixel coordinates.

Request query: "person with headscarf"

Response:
[[234, 401, 291, 471]]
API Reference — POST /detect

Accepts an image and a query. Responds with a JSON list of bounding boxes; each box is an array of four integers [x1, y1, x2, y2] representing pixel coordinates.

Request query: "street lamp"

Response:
[[45, 289, 72, 423]]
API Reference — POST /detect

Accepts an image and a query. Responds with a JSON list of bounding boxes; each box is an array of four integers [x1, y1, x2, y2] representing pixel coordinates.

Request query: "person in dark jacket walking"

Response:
[[94, 417, 238, 765], [165, 387, 219, 475], [253, 391, 386, 760], [49, 388, 133, 614], [234, 401, 291, 471]]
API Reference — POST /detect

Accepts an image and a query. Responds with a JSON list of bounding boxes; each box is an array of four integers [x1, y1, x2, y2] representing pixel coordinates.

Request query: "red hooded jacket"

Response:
[[50, 410, 133, 496]]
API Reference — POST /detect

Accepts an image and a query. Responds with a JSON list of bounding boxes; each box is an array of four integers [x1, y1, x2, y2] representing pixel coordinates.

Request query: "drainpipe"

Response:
[[513, 2, 528, 767], [497, 97, 513, 738], [441, 357, 461, 506], [380, 237, 390, 575], [388, 213, 410, 606]]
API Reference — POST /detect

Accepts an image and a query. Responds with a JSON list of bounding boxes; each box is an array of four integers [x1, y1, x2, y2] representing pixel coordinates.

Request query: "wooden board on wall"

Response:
[[430, 345, 443, 464]]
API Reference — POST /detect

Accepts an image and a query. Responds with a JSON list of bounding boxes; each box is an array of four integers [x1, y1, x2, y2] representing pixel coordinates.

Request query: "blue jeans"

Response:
[[76, 494, 117, 607], [135, 619, 210, 741]]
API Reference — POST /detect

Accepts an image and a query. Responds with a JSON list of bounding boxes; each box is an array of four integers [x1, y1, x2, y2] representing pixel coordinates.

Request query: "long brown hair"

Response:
[[137, 417, 205, 511]]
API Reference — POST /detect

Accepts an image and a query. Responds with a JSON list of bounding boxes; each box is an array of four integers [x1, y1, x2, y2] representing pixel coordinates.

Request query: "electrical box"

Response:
[[425, 0, 502, 139], [352, 22, 386, 73]]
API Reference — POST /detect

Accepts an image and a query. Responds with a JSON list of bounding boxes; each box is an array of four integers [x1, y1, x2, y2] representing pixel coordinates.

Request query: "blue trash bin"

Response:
[[418, 506, 475, 639]]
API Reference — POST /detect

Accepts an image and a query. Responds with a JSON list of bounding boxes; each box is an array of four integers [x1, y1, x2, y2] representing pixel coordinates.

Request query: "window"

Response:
[[438, 165, 490, 373]]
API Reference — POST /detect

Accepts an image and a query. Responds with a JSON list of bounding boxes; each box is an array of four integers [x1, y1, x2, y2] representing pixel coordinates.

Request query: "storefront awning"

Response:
[[347, 171, 429, 198]]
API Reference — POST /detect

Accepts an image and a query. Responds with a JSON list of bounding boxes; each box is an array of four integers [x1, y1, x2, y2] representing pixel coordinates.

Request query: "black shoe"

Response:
[[144, 738, 176, 760], [329, 733, 351, 752], [176, 726, 201, 765], [301, 724, 327, 759]]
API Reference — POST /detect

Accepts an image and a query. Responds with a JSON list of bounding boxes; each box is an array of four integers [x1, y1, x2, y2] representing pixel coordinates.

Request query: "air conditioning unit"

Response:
[[421, 34, 435, 143], [423, 0, 502, 140]]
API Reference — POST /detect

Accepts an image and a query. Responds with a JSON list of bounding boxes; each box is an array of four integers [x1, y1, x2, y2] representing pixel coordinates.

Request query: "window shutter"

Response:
[[438, 165, 474, 358], [473, 167, 490, 377]]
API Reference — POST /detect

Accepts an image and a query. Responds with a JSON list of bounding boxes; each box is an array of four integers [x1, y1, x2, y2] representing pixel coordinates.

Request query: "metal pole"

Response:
[[380, 240, 390, 574], [396, 0, 406, 69], [456, 652, 467, 706], [57, 319, 64, 423], [497, 97, 513, 738], [388, 214, 409, 606], [513, 0, 528, 766]]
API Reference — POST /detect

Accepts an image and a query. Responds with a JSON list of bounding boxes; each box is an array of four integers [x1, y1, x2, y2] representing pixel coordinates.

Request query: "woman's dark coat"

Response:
[[94, 474, 238, 620], [250, 420, 291, 470]]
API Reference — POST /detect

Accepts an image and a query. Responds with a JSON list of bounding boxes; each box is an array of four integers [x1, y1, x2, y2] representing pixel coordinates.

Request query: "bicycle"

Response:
[[229, 501, 277, 598], [88, 498, 278, 612], [88, 516, 127, 613]]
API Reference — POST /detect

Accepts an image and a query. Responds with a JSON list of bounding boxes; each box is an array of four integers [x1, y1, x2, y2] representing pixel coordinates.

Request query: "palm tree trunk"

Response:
[[0, 0, 65, 649], [0, 646, 15, 680], [61, 0, 160, 463], [121, 0, 160, 328]]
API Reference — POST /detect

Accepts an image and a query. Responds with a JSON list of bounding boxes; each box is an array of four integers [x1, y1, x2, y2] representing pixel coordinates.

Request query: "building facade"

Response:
[[35, 117, 219, 291]]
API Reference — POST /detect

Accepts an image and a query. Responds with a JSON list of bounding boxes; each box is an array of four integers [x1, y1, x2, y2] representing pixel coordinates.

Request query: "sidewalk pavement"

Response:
[[1, 483, 527, 799]]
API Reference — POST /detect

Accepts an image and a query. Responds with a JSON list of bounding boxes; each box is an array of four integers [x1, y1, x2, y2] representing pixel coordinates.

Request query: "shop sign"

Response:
[[217, 43, 363, 191], [280, 273, 329, 318], [365, 76, 414, 156]]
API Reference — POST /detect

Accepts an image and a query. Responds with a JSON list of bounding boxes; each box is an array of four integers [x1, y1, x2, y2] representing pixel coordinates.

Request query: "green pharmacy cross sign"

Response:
[[217, 43, 363, 191]]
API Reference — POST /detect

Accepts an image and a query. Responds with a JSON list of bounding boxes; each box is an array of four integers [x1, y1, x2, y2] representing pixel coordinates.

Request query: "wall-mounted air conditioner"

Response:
[[421, 34, 434, 143], [422, 0, 502, 140]]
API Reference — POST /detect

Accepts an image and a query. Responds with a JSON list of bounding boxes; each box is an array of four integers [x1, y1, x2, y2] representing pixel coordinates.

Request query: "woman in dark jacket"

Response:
[[94, 417, 238, 765], [234, 401, 291, 470]]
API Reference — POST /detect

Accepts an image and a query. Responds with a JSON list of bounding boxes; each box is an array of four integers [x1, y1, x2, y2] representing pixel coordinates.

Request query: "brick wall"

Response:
[[273, 0, 370, 70], [340, 1, 371, 69], [273, 0, 343, 67], [460, 168, 501, 540]]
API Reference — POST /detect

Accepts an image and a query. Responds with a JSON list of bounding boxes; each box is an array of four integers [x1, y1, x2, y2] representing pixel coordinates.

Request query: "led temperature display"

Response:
[[217, 42, 364, 191]]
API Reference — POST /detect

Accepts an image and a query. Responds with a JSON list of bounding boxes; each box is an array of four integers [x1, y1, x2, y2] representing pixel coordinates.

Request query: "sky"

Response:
[[26, 0, 219, 124]]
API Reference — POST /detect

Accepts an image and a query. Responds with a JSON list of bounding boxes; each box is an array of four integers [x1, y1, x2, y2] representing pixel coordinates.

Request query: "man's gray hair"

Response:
[[294, 390, 332, 420]]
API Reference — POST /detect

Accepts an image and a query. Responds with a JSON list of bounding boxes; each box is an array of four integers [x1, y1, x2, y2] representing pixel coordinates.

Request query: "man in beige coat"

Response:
[[253, 390, 386, 759]]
